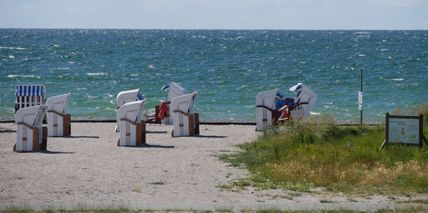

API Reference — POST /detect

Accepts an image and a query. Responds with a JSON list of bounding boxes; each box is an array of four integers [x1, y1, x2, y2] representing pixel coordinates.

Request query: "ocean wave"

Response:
[[310, 111, 321, 116], [391, 78, 404, 81], [7, 74, 40, 79], [86, 72, 108, 76], [56, 67, 70, 70], [0, 46, 26, 50]]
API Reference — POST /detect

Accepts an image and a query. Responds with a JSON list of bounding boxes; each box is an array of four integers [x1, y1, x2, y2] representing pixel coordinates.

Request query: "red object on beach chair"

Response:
[[157, 101, 169, 120]]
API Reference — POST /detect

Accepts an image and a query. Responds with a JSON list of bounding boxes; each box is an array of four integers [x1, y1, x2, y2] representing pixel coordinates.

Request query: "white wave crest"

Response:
[[87, 72, 108, 76], [0, 46, 26, 50], [7, 74, 40, 79]]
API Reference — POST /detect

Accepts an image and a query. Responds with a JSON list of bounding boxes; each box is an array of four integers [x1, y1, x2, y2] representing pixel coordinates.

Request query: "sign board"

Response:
[[381, 113, 425, 149], [358, 91, 363, 111]]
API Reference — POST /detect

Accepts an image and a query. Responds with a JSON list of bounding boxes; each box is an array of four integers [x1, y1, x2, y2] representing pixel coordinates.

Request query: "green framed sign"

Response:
[[381, 113, 427, 149]]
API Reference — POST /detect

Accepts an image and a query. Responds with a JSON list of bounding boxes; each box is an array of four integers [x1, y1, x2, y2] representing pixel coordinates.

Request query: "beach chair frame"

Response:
[[171, 92, 199, 137], [15, 105, 48, 152], [117, 100, 146, 146], [46, 94, 71, 137], [256, 89, 280, 131]]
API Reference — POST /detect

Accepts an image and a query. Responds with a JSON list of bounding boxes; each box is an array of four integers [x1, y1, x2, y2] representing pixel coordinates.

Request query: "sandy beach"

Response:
[[0, 122, 426, 211]]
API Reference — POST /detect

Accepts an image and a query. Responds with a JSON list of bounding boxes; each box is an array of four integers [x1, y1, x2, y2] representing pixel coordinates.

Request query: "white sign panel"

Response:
[[358, 91, 363, 111], [388, 117, 420, 145]]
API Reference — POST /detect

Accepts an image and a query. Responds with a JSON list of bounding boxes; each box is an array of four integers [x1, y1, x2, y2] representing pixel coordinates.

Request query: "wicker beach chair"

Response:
[[154, 82, 186, 125], [117, 100, 146, 146], [171, 92, 199, 137], [255, 89, 280, 131], [46, 94, 71, 137], [15, 84, 46, 111], [15, 105, 47, 152], [115, 89, 144, 131]]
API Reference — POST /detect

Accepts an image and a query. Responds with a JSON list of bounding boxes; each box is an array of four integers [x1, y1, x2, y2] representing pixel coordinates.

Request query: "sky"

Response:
[[0, 0, 428, 30]]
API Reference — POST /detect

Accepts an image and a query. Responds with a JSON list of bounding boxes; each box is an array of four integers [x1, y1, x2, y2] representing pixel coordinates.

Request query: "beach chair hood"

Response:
[[116, 89, 144, 109]]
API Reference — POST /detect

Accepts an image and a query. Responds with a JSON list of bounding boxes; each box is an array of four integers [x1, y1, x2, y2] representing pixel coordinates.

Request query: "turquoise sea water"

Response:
[[0, 29, 427, 122]]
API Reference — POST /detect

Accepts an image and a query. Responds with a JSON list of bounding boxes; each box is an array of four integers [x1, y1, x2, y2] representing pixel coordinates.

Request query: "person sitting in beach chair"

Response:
[[117, 100, 146, 146], [115, 89, 144, 131], [171, 92, 199, 137], [15, 84, 46, 112], [14, 105, 48, 152], [277, 83, 317, 121], [46, 94, 71, 137]]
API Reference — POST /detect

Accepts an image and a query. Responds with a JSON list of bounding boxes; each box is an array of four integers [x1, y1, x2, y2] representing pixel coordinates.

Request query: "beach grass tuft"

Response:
[[221, 114, 428, 194]]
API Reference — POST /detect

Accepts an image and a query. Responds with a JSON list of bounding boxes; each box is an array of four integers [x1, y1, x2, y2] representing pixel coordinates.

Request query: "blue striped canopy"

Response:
[[15, 85, 45, 96]]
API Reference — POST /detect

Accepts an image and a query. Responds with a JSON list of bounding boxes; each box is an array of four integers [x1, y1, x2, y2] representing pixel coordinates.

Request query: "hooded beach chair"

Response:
[[117, 100, 146, 146], [256, 89, 280, 131], [15, 105, 47, 152], [15, 84, 46, 111], [155, 82, 187, 125], [46, 94, 71, 137], [171, 92, 199, 137], [115, 89, 144, 131], [288, 83, 317, 119]]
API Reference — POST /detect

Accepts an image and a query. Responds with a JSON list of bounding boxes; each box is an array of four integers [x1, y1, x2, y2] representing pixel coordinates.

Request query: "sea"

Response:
[[0, 29, 427, 123]]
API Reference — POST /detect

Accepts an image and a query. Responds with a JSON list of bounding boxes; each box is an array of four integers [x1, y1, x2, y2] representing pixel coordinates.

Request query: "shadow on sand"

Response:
[[65, 135, 100, 139], [195, 135, 227, 139], [40, 150, 75, 154], [120, 143, 175, 149], [146, 130, 168, 134]]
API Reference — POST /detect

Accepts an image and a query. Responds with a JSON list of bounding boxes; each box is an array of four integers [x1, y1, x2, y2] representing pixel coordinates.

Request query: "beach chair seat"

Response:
[[15, 105, 47, 152], [171, 92, 199, 137], [46, 94, 71, 137], [256, 89, 280, 131], [115, 89, 144, 131], [117, 100, 146, 146], [15, 84, 46, 111], [154, 82, 187, 125]]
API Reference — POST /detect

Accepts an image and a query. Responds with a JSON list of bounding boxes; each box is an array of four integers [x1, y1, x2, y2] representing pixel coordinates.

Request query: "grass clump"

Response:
[[224, 116, 428, 194]]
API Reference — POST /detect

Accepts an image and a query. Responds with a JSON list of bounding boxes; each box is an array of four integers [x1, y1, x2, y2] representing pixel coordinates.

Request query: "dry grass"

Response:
[[222, 109, 428, 193]]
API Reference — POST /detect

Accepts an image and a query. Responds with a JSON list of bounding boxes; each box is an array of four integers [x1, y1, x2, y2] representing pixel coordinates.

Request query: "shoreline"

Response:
[[0, 119, 382, 125]]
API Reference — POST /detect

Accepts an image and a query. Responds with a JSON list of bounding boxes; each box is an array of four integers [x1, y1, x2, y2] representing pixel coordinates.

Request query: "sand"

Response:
[[0, 122, 426, 211]]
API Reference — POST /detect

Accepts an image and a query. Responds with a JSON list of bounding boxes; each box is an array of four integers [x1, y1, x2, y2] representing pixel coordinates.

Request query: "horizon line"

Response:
[[1, 27, 428, 31]]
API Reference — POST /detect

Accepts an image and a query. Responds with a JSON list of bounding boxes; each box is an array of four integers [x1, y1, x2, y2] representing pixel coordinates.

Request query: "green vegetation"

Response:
[[221, 108, 428, 194]]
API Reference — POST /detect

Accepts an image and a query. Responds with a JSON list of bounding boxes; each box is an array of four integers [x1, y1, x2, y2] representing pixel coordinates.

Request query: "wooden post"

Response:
[[360, 68, 363, 125]]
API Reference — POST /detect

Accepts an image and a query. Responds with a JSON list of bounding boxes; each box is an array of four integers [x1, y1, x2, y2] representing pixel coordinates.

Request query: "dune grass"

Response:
[[221, 107, 428, 194]]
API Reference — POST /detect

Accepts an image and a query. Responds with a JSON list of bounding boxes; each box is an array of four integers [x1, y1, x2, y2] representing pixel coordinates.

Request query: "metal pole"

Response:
[[360, 69, 363, 125]]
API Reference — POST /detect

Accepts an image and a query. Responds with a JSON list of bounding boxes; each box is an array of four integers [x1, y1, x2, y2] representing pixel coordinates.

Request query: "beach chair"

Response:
[[15, 105, 47, 152], [117, 100, 146, 146], [115, 89, 144, 131], [171, 92, 199, 137], [256, 89, 280, 131], [46, 94, 71, 137], [287, 83, 317, 119], [15, 84, 46, 111], [154, 82, 186, 125]]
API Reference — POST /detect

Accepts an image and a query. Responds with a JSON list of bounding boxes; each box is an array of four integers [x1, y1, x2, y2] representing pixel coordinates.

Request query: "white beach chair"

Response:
[[117, 100, 146, 146], [171, 92, 199, 137], [15, 84, 46, 111], [46, 94, 71, 137], [15, 105, 47, 152], [288, 83, 317, 119], [115, 89, 144, 131], [256, 89, 279, 131], [157, 82, 186, 125]]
